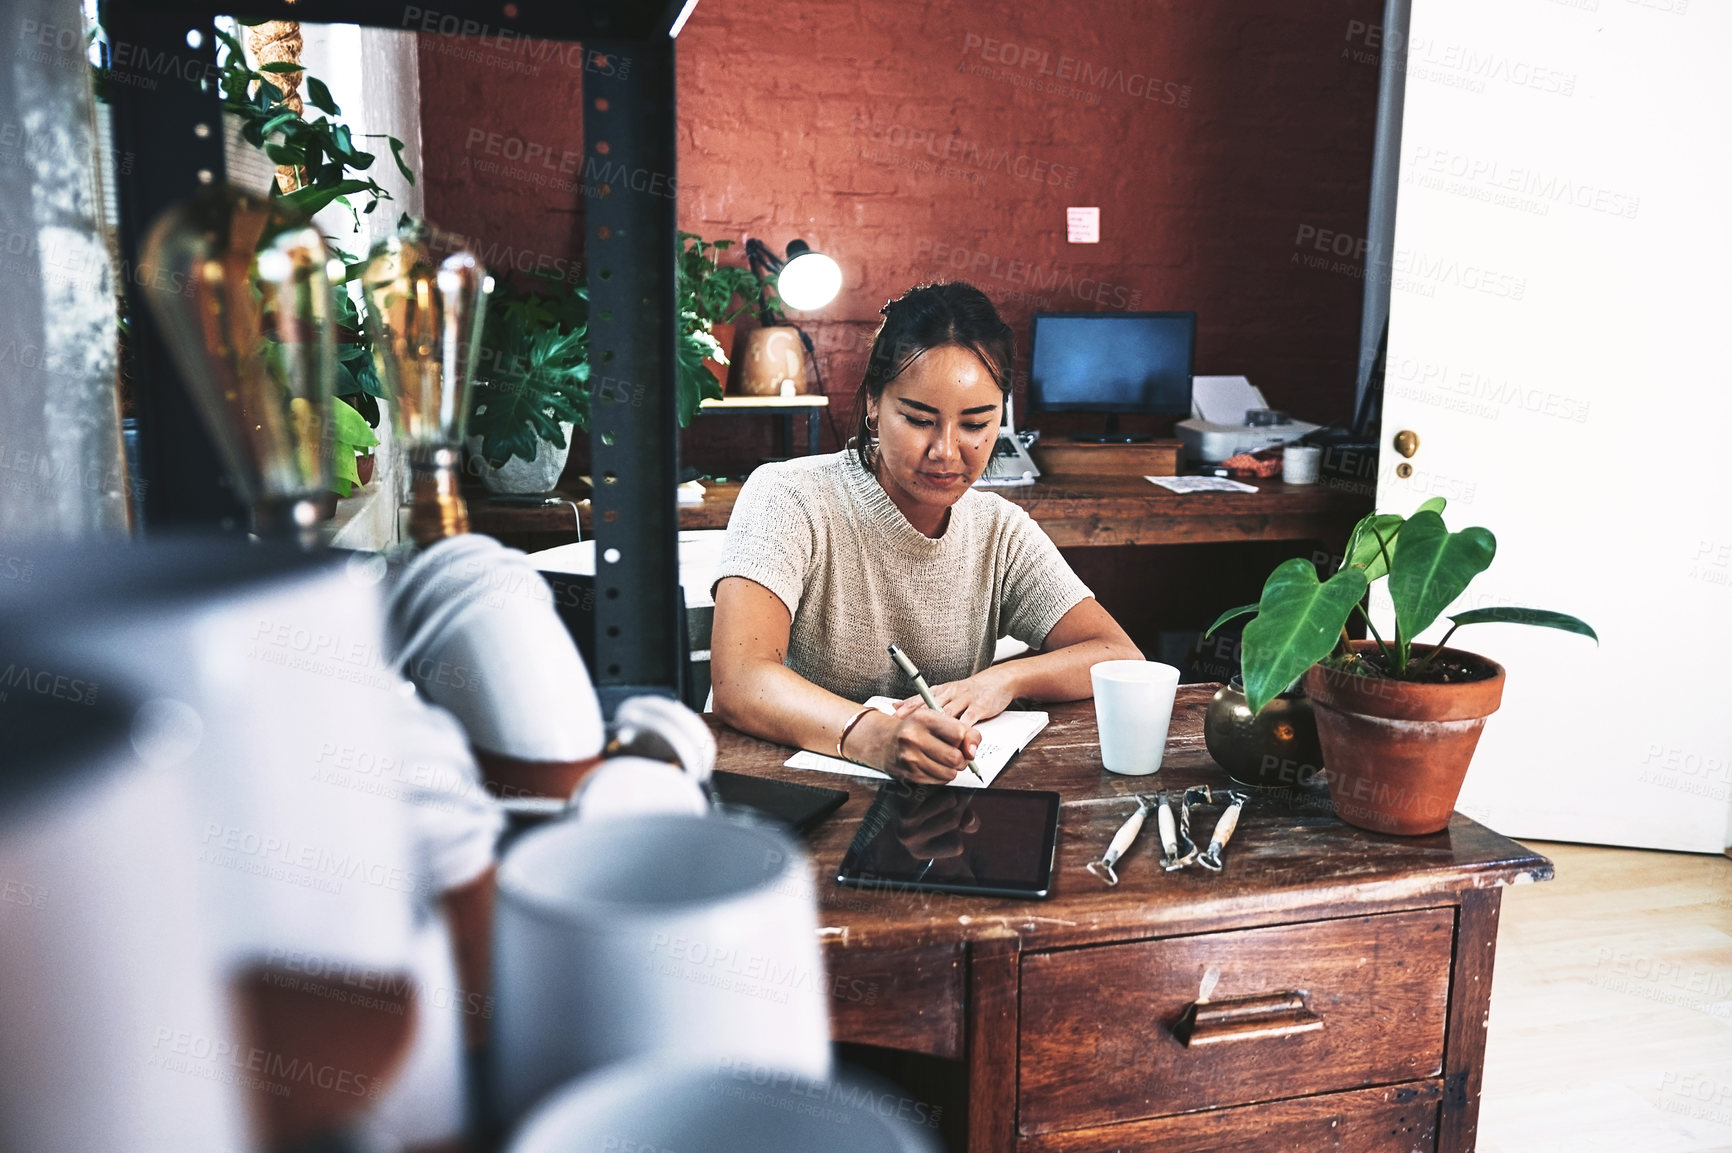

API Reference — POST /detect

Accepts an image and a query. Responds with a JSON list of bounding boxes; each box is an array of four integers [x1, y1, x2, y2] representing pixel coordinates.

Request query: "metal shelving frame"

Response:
[[106, 0, 691, 707]]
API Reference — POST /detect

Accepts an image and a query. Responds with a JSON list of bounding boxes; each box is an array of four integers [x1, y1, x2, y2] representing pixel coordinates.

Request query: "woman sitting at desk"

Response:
[[710, 282, 1140, 784]]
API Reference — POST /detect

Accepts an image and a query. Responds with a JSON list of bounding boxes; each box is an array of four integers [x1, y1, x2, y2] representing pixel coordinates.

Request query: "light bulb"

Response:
[[140, 186, 336, 543], [360, 222, 492, 544], [777, 250, 842, 311]]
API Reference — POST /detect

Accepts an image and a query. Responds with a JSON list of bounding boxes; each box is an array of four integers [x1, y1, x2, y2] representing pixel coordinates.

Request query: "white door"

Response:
[[1379, 0, 1732, 852]]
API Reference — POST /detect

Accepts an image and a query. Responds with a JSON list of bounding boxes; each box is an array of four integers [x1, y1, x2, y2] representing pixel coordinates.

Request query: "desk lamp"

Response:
[[739, 239, 841, 398], [360, 223, 493, 546], [141, 186, 336, 546]]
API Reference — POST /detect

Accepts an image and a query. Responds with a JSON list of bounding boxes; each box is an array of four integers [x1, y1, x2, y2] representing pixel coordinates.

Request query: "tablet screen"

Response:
[[835, 785, 1061, 900]]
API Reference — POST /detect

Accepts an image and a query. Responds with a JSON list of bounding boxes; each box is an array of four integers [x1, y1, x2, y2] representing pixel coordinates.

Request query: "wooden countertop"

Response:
[[472, 473, 1370, 548], [707, 685, 1552, 955]]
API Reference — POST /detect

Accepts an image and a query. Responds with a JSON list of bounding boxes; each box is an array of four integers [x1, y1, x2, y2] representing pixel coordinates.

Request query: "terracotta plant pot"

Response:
[[735, 325, 809, 396], [1303, 641, 1505, 836]]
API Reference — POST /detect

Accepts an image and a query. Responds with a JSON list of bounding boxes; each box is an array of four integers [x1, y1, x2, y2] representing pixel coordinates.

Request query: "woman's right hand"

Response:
[[849, 708, 982, 785]]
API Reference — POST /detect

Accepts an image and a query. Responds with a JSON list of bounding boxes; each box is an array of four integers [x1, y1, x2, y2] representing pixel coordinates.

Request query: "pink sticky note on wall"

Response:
[[1067, 207, 1100, 243]]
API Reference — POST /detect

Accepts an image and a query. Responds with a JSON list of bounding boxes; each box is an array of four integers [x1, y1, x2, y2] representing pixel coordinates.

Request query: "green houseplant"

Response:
[[467, 276, 591, 492], [1206, 498, 1595, 834], [677, 232, 778, 400], [465, 236, 773, 489], [208, 25, 412, 495]]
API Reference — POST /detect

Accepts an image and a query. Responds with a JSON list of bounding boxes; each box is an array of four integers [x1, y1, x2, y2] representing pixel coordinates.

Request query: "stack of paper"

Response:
[[784, 697, 1048, 788]]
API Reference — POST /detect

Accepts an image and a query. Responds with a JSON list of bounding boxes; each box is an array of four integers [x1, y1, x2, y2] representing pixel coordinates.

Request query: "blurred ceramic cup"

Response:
[[1091, 660, 1183, 776], [508, 1059, 942, 1153], [0, 539, 501, 1150], [491, 815, 831, 1124], [0, 676, 250, 1153], [1282, 443, 1322, 485], [388, 535, 607, 800]]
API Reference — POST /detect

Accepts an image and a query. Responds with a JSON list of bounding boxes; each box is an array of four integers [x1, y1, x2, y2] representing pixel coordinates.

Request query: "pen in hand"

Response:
[[887, 643, 985, 783]]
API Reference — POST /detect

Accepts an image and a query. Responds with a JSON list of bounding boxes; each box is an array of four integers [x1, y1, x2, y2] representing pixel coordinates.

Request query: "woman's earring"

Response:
[[865, 414, 879, 434]]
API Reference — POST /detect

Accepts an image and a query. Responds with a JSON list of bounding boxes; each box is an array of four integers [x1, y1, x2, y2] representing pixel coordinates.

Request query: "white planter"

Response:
[[467, 423, 575, 494]]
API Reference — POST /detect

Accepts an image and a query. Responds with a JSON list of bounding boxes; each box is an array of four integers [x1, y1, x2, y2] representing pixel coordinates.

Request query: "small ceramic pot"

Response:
[[466, 422, 575, 495], [1204, 677, 1325, 790]]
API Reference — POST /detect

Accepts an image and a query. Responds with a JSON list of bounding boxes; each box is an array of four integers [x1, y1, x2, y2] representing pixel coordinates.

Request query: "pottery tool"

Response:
[[1086, 794, 1155, 886], [1197, 790, 1249, 872]]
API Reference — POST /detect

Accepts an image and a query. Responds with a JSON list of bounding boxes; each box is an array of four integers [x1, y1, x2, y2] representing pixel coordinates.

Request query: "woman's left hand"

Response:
[[895, 666, 1019, 728]]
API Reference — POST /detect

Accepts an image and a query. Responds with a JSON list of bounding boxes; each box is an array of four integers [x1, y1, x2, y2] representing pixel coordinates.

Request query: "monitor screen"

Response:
[[1027, 312, 1196, 415]]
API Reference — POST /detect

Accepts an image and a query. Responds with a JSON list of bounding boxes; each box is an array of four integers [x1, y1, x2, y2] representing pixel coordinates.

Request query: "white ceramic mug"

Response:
[[508, 1059, 941, 1153], [1090, 660, 1182, 776], [1282, 444, 1322, 485], [491, 814, 832, 1124]]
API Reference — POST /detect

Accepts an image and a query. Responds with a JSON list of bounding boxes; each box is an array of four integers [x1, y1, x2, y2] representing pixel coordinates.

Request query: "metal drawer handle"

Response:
[[1172, 990, 1323, 1047]]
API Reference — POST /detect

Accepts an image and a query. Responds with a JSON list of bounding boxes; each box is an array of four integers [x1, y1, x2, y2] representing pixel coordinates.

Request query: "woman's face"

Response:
[[867, 344, 1004, 523]]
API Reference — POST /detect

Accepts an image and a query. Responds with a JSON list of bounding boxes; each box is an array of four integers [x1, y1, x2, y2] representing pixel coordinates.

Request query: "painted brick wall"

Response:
[[418, 0, 1382, 475]]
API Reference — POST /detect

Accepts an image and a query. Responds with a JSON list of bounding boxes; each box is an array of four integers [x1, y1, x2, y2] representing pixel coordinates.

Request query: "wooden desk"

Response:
[[470, 473, 1368, 553], [708, 686, 1550, 1153]]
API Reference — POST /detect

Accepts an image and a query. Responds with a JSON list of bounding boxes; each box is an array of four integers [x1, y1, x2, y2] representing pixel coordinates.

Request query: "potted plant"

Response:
[[467, 276, 591, 494], [1206, 498, 1595, 835], [677, 232, 773, 394]]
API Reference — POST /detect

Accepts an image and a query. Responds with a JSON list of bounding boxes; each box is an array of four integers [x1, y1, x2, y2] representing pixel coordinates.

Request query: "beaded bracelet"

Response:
[[837, 705, 876, 759]]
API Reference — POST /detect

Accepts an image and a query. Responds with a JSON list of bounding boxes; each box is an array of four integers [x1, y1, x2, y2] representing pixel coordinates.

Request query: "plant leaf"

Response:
[[1240, 559, 1369, 714], [331, 397, 379, 450], [387, 136, 415, 185], [1204, 603, 1259, 638], [280, 178, 373, 217], [1344, 511, 1405, 582], [1388, 510, 1497, 642], [1415, 496, 1447, 516], [305, 76, 340, 116], [258, 61, 303, 74], [1447, 607, 1597, 643]]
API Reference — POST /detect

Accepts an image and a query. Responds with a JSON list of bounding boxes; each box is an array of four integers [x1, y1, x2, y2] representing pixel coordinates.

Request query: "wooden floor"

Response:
[[1481, 841, 1732, 1153]]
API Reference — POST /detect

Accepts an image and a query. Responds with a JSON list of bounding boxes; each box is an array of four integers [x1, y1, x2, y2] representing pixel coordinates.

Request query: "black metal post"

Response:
[[583, 37, 682, 713], [105, 4, 245, 531]]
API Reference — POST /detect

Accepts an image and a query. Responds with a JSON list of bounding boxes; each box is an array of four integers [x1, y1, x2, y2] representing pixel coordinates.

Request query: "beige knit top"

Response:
[[712, 452, 1093, 703]]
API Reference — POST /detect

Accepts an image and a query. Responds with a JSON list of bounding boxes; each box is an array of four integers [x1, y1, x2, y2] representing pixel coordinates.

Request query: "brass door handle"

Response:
[[1172, 990, 1323, 1047], [1393, 430, 1420, 458]]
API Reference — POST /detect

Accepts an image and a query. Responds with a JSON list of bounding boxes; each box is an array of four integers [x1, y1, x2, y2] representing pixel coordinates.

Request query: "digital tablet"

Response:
[[709, 770, 850, 834], [835, 784, 1061, 900]]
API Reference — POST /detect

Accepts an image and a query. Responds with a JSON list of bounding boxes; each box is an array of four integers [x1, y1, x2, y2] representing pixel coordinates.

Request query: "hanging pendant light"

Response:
[[360, 222, 493, 546], [140, 186, 336, 545]]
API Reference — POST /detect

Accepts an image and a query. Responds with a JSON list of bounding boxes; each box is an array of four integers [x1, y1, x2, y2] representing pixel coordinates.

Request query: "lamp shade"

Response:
[[140, 186, 336, 535], [776, 240, 842, 311]]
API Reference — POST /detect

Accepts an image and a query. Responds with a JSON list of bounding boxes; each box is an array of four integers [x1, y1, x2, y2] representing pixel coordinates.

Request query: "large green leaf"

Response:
[[1447, 607, 1597, 642], [1388, 510, 1496, 644], [1344, 512, 1403, 581], [1341, 498, 1448, 583], [1240, 559, 1369, 715], [1203, 603, 1259, 638]]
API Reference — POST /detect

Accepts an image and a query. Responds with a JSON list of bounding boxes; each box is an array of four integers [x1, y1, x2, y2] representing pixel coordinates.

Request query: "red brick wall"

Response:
[[418, 0, 1382, 476]]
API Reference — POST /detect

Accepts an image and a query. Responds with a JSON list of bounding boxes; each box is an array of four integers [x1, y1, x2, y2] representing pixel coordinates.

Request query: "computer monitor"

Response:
[[1027, 311, 1196, 443]]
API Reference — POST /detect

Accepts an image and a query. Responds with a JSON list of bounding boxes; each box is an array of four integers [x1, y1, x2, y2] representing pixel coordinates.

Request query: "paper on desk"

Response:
[[1146, 475, 1259, 494], [1191, 375, 1265, 424], [784, 697, 1048, 788]]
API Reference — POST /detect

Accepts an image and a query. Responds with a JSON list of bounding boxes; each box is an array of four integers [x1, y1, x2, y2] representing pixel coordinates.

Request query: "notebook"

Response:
[[783, 697, 1049, 788]]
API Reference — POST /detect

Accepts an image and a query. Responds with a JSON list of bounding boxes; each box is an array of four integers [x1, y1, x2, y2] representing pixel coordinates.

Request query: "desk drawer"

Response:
[[1019, 1082, 1441, 1153], [1018, 909, 1453, 1134]]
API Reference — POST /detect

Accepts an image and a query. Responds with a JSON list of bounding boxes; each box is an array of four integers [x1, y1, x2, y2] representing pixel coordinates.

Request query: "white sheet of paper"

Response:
[[1190, 375, 1266, 424], [784, 697, 1049, 788], [1146, 475, 1260, 494]]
